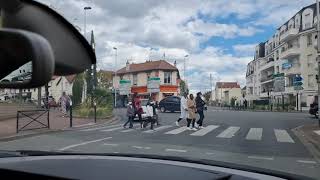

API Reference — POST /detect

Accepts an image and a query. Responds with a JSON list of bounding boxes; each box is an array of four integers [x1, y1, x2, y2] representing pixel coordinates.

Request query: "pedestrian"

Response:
[[123, 102, 134, 128], [176, 92, 188, 126], [187, 94, 197, 131], [143, 101, 156, 130], [59, 92, 70, 117], [244, 99, 248, 110], [133, 93, 143, 128], [153, 101, 160, 126], [195, 92, 206, 129]]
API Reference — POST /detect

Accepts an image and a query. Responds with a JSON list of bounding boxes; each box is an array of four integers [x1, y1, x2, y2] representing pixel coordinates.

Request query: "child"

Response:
[[123, 102, 134, 128]]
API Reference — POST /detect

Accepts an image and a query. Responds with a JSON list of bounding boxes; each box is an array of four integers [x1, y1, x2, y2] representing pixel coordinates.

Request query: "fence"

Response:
[[16, 109, 50, 133]]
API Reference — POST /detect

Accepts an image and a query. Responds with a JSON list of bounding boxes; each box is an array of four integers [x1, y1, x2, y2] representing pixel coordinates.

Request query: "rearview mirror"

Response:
[[0, 29, 54, 88], [0, 0, 96, 75]]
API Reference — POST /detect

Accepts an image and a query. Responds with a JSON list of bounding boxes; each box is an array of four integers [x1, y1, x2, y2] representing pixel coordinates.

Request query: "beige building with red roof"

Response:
[[113, 60, 181, 103], [214, 82, 242, 106]]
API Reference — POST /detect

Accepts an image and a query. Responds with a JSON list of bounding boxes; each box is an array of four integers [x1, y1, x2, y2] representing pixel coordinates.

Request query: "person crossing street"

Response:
[[176, 92, 188, 126], [187, 94, 197, 131], [195, 92, 206, 129]]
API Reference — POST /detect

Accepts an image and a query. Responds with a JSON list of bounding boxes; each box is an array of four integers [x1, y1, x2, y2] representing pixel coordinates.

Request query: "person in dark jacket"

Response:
[[195, 92, 206, 128], [123, 102, 134, 128]]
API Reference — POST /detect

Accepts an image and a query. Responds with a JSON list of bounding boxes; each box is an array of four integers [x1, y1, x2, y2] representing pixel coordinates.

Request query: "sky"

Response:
[[39, 0, 314, 93]]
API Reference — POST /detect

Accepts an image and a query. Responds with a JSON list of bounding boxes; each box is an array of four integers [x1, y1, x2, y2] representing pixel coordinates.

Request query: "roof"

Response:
[[115, 60, 177, 74], [51, 75, 76, 83], [216, 82, 240, 89]]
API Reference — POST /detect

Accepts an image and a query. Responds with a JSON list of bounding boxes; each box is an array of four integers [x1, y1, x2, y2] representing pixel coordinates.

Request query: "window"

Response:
[[164, 72, 172, 84], [147, 72, 151, 81], [307, 34, 312, 46], [308, 75, 314, 87], [276, 66, 279, 73], [133, 74, 137, 86], [307, 54, 313, 67], [120, 75, 123, 80]]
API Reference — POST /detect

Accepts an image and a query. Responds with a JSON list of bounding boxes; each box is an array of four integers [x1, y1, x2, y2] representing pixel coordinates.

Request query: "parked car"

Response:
[[158, 96, 181, 113], [309, 102, 318, 118]]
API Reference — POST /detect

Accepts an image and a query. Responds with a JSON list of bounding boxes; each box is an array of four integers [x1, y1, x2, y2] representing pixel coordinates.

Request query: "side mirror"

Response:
[[0, 28, 54, 88], [0, 0, 96, 75]]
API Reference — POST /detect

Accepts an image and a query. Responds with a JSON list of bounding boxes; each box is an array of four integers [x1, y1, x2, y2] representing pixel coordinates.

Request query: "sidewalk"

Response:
[[0, 109, 114, 141], [294, 123, 320, 161]]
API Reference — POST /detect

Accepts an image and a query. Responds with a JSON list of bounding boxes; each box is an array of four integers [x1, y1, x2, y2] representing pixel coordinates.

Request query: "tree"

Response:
[[72, 73, 84, 106], [203, 91, 211, 102], [180, 80, 189, 95], [97, 70, 113, 89]]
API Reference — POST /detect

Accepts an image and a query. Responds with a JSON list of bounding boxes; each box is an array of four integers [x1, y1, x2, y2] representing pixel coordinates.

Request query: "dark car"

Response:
[[309, 102, 318, 118], [158, 96, 180, 112]]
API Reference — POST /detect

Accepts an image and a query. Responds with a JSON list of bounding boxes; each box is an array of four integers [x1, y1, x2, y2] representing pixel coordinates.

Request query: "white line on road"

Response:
[[165, 126, 188, 135], [216, 126, 240, 138], [102, 143, 119, 146], [101, 127, 123, 132], [206, 152, 215, 155], [143, 125, 173, 133], [314, 130, 320, 136], [190, 125, 219, 136], [297, 160, 317, 164], [165, 148, 187, 153], [248, 156, 274, 161], [59, 137, 112, 151], [121, 128, 135, 132], [246, 128, 263, 140], [274, 129, 294, 143], [132, 146, 151, 150], [73, 123, 95, 128], [80, 124, 121, 132]]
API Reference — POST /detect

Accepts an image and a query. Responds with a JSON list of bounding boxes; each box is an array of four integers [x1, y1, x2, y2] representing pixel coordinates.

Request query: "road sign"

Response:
[[119, 79, 131, 95], [147, 77, 160, 93], [273, 73, 285, 92], [294, 86, 304, 90]]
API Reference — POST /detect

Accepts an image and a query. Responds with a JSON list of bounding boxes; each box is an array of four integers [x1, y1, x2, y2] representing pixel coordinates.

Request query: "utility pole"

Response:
[[210, 74, 213, 102], [113, 47, 118, 108], [184, 55, 188, 92], [317, 0, 320, 123]]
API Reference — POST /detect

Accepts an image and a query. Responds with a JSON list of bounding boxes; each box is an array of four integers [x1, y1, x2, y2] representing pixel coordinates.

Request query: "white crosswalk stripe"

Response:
[[246, 128, 263, 140], [216, 126, 240, 138], [80, 124, 121, 132], [143, 125, 173, 133], [165, 126, 188, 135], [314, 130, 320, 136], [101, 127, 124, 132], [274, 129, 294, 143], [190, 125, 219, 136]]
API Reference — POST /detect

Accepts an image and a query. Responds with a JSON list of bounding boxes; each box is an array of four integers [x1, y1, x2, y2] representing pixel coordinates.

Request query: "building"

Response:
[[245, 3, 319, 109], [113, 60, 180, 104], [214, 82, 241, 105]]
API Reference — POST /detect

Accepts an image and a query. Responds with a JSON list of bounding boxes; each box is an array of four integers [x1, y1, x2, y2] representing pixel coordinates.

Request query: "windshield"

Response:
[[0, 0, 320, 179]]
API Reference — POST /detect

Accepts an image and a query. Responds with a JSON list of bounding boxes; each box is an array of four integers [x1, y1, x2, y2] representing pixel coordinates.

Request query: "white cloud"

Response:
[[233, 43, 257, 57]]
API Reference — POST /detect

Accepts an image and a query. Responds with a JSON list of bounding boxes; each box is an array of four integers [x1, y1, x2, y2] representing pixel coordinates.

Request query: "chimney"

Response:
[[126, 60, 130, 71], [174, 60, 177, 67]]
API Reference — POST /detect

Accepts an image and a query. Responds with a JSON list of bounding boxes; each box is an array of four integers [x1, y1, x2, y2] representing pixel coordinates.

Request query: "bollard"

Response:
[[94, 102, 97, 123], [70, 101, 73, 128]]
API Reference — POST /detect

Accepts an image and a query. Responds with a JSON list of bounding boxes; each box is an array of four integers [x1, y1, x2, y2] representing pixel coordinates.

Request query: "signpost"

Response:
[[293, 75, 303, 111], [147, 77, 160, 93], [119, 80, 131, 95]]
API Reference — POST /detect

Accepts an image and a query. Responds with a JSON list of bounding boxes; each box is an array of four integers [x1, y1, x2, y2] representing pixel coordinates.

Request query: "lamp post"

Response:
[[83, 6, 92, 39], [113, 47, 118, 108], [317, 0, 320, 125], [184, 55, 188, 92]]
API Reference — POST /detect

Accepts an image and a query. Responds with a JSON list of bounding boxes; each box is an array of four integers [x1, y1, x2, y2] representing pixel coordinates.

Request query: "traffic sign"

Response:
[[294, 86, 304, 90]]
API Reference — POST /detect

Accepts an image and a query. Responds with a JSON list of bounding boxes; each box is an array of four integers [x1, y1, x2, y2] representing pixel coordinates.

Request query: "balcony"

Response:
[[281, 64, 300, 75], [280, 46, 300, 59], [259, 59, 274, 71], [280, 28, 299, 42], [260, 75, 274, 83]]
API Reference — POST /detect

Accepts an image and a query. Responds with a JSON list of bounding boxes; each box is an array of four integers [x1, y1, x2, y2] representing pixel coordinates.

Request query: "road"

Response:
[[0, 107, 319, 179]]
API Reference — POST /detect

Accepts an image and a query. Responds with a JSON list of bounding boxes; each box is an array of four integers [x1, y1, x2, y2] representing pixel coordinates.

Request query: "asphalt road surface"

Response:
[[0, 107, 319, 179]]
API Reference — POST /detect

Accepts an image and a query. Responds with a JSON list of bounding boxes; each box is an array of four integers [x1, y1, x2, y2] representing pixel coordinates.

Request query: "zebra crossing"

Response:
[[78, 123, 297, 143]]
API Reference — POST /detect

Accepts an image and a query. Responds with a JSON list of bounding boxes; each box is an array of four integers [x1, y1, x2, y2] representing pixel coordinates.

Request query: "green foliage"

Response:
[[230, 97, 237, 107], [72, 74, 84, 106], [180, 80, 189, 95], [74, 106, 113, 118], [203, 91, 211, 102]]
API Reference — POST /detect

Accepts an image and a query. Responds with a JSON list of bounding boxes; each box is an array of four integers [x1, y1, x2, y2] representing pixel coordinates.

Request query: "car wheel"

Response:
[[160, 107, 166, 113]]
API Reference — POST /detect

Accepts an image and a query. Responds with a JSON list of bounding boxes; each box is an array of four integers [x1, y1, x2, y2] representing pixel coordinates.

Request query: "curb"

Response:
[[0, 116, 119, 142], [292, 125, 320, 162]]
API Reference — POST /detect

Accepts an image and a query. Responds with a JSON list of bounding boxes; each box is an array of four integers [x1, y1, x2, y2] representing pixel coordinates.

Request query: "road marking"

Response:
[[274, 129, 294, 143], [101, 127, 123, 132], [132, 146, 151, 150], [206, 152, 215, 155], [165, 126, 188, 135], [216, 126, 240, 138], [102, 143, 119, 146], [165, 148, 187, 153], [190, 125, 219, 136], [143, 125, 172, 133], [80, 124, 121, 132], [121, 128, 135, 132], [246, 128, 263, 140], [73, 123, 95, 128], [314, 130, 320, 136], [248, 156, 274, 161], [297, 160, 317, 164], [59, 137, 112, 151]]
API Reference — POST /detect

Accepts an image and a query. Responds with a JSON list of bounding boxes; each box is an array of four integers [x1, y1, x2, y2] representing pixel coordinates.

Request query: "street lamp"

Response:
[[113, 47, 118, 108], [83, 6, 92, 39], [184, 55, 189, 91]]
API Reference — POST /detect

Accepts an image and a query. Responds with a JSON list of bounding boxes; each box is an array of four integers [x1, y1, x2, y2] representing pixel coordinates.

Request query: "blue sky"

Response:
[[40, 0, 315, 92]]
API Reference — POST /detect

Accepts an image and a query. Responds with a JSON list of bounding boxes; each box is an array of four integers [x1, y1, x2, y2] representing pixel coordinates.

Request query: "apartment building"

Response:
[[246, 3, 319, 109], [113, 60, 180, 104]]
